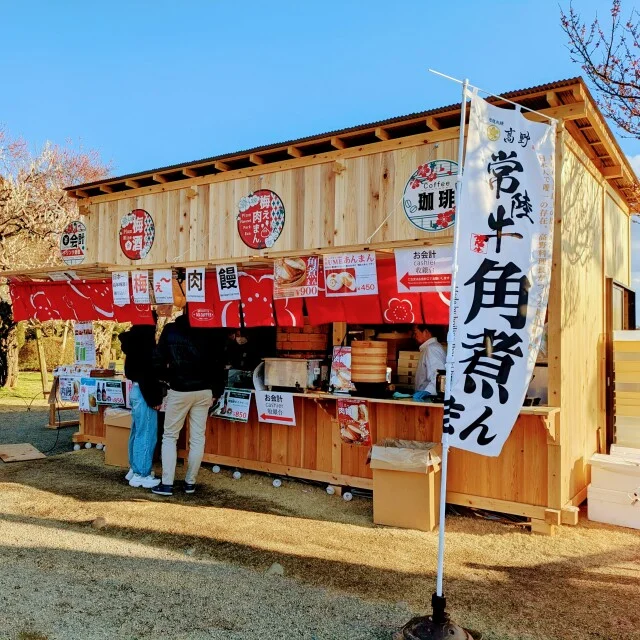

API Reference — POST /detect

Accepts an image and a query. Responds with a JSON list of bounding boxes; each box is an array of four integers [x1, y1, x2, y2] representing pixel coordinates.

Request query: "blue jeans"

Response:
[[128, 383, 158, 477]]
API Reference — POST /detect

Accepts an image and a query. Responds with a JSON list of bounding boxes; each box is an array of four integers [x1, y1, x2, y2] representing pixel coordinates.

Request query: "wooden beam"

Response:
[[99, 185, 114, 194], [425, 116, 441, 130], [152, 173, 168, 183], [525, 101, 587, 123], [287, 145, 303, 158], [182, 168, 198, 178], [249, 153, 265, 165], [601, 165, 624, 179], [375, 127, 390, 141], [330, 136, 346, 150], [546, 91, 561, 107], [75, 189, 88, 199], [214, 161, 230, 172], [124, 179, 140, 189]]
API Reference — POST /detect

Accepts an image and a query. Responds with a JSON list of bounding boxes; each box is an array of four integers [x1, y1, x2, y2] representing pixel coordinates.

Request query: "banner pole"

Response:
[[435, 76, 469, 607]]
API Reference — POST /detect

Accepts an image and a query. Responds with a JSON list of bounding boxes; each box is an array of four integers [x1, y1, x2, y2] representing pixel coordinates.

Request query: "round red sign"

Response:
[[237, 189, 285, 250], [119, 209, 155, 260]]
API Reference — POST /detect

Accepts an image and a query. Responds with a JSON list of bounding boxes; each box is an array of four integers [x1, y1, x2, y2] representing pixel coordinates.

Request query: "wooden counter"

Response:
[[75, 393, 567, 532]]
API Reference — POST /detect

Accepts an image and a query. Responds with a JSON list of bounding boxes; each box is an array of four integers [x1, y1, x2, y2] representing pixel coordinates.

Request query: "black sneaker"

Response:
[[183, 482, 196, 495], [151, 483, 174, 496]]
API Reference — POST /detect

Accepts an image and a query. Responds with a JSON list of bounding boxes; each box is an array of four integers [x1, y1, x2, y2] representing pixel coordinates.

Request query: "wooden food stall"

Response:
[[5, 77, 638, 534]]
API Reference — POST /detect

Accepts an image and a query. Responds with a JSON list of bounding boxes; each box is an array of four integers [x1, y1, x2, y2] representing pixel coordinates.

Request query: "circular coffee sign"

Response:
[[402, 159, 458, 232], [237, 189, 285, 249]]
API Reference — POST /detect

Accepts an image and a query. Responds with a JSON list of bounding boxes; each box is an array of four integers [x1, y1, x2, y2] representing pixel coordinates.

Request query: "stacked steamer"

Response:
[[351, 340, 388, 396]]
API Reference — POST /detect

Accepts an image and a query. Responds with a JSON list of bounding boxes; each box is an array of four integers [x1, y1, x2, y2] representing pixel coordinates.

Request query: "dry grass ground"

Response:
[[0, 449, 639, 639]]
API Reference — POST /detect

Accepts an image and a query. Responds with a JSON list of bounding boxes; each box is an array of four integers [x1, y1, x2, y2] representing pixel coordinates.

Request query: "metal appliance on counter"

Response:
[[263, 357, 325, 390]]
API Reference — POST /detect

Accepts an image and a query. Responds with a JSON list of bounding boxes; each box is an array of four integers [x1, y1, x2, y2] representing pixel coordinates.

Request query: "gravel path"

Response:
[[0, 407, 77, 457]]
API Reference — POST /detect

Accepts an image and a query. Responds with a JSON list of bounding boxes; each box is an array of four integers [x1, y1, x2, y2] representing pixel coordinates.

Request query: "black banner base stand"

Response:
[[394, 594, 477, 640]]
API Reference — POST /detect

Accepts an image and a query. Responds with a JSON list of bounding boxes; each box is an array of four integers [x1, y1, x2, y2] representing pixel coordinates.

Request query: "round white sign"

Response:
[[59, 220, 87, 266], [402, 159, 458, 232]]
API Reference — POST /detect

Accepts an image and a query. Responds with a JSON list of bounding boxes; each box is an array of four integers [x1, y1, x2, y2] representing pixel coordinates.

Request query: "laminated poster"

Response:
[[323, 251, 378, 297], [330, 346, 356, 392], [337, 398, 371, 446]]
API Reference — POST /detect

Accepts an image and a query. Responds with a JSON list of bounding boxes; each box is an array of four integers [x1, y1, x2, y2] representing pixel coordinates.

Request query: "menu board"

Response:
[[273, 256, 319, 299], [210, 388, 252, 423], [95, 379, 126, 406], [323, 252, 378, 297]]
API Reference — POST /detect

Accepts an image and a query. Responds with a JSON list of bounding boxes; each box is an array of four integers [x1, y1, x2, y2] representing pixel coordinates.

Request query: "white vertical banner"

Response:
[[186, 267, 206, 302], [153, 269, 174, 304], [444, 91, 555, 457], [112, 271, 130, 306]]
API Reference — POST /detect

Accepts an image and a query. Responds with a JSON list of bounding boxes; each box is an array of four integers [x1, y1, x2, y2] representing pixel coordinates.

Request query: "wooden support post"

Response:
[[60, 320, 70, 362], [35, 326, 49, 396], [333, 322, 346, 346]]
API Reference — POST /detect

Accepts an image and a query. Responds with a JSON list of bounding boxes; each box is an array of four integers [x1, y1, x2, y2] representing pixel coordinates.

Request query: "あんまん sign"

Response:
[[323, 252, 378, 297], [444, 90, 555, 457], [59, 221, 87, 266], [119, 209, 155, 260], [237, 189, 285, 249], [403, 160, 458, 232]]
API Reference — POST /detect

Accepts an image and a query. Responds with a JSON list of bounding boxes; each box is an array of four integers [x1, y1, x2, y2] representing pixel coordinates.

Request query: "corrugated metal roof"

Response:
[[66, 77, 583, 191]]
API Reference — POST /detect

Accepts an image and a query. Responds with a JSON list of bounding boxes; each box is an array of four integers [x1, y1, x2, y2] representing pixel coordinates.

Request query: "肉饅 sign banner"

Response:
[[444, 90, 556, 457]]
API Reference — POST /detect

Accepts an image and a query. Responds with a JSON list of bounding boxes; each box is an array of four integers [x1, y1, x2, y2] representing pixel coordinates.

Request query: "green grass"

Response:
[[0, 371, 50, 409]]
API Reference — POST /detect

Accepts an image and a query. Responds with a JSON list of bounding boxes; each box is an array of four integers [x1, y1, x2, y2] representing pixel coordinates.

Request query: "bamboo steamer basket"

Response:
[[350, 340, 388, 383]]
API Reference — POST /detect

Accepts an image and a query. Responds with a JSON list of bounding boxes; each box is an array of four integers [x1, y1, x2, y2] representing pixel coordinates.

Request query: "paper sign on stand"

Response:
[[74, 322, 96, 365], [153, 269, 174, 304], [395, 246, 453, 292], [131, 271, 150, 304], [78, 377, 99, 413], [216, 265, 241, 301], [323, 252, 378, 297], [96, 379, 126, 406], [186, 267, 206, 302], [255, 391, 296, 425], [211, 388, 252, 422], [330, 346, 356, 392], [112, 272, 130, 306], [58, 376, 81, 403]]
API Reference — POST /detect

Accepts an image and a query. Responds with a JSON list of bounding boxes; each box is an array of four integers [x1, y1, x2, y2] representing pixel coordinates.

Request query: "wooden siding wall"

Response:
[[81, 138, 459, 265], [557, 140, 606, 504], [604, 192, 631, 286]]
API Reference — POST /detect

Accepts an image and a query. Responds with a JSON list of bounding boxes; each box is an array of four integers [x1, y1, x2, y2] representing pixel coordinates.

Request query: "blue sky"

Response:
[[1, 0, 638, 296]]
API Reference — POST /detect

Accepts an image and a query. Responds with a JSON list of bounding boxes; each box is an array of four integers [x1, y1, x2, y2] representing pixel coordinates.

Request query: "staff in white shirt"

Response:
[[413, 325, 446, 396]]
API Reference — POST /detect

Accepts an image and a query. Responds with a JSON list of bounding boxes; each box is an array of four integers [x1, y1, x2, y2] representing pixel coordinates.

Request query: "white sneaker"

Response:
[[129, 474, 161, 488], [125, 468, 134, 482]]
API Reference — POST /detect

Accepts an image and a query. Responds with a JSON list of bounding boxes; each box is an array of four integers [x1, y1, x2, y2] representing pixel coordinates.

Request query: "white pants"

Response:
[[161, 388, 212, 485]]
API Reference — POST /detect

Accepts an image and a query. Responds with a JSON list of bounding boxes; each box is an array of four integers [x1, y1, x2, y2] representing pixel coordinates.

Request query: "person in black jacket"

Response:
[[118, 321, 164, 489], [152, 311, 226, 496]]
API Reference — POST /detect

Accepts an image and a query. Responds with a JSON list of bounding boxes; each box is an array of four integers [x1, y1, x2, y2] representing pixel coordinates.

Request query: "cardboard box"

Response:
[[104, 408, 132, 468], [370, 440, 441, 532]]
